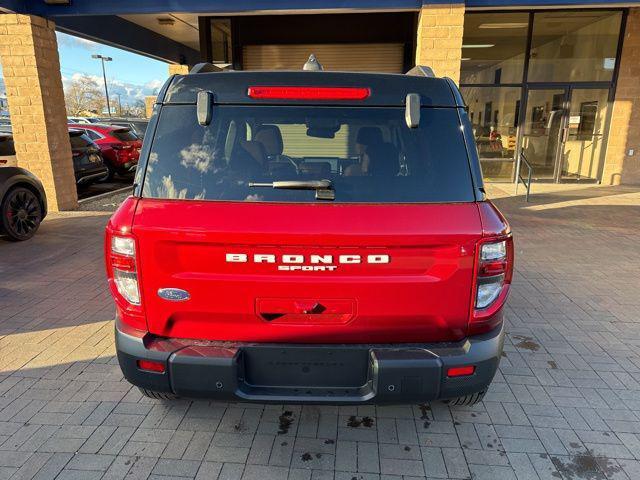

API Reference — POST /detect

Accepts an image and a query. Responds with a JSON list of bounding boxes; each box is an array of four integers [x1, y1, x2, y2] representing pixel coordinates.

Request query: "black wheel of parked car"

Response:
[[138, 387, 179, 400], [1, 186, 43, 241]]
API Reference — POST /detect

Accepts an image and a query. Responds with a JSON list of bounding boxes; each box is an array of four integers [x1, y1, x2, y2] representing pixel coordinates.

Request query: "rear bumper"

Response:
[[75, 166, 109, 184], [116, 161, 138, 173], [116, 321, 504, 404]]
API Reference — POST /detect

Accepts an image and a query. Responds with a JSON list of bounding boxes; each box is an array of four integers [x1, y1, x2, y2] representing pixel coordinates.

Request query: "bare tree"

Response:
[[120, 99, 146, 118], [64, 75, 105, 115]]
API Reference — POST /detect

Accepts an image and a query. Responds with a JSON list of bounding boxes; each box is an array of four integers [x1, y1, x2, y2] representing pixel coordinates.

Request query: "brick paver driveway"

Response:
[[1, 185, 640, 480]]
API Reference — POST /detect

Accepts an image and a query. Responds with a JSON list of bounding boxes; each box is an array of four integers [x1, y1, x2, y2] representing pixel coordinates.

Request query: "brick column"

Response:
[[144, 96, 156, 119], [0, 14, 77, 211], [168, 64, 190, 75], [602, 8, 640, 185], [415, 3, 465, 84]]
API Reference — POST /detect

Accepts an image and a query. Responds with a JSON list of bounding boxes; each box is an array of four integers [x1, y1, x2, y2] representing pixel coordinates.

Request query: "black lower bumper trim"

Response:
[[115, 323, 504, 404]]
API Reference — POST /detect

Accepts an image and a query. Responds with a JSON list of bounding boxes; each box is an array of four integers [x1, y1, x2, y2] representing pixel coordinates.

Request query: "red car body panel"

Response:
[[68, 124, 142, 168], [106, 197, 511, 345]]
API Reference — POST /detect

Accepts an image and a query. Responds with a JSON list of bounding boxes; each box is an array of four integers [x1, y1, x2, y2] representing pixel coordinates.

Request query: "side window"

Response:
[[86, 130, 101, 141], [224, 120, 238, 161]]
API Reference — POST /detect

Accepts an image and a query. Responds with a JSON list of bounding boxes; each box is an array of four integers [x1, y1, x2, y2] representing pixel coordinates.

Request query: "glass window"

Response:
[[111, 128, 138, 142], [69, 132, 93, 149], [461, 13, 529, 84], [143, 105, 475, 203], [0, 135, 15, 156], [462, 86, 522, 181], [210, 19, 233, 65], [528, 11, 622, 82], [85, 130, 102, 141]]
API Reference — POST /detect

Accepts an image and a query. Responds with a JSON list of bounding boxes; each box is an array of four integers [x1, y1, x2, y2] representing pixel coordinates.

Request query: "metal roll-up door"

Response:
[[242, 43, 405, 73]]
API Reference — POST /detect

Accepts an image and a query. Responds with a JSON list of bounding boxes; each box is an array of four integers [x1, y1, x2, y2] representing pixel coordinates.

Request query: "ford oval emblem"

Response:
[[157, 288, 190, 302]]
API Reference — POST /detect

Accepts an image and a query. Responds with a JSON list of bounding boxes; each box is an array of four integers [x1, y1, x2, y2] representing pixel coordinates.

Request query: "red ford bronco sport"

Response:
[[106, 62, 513, 405]]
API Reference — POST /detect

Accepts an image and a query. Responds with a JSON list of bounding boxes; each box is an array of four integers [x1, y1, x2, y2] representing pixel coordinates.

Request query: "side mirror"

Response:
[[405, 93, 420, 128], [197, 90, 213, 126]]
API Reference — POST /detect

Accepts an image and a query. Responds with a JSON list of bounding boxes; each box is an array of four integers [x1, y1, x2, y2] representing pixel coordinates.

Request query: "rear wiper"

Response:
[[248, 179, 335, 200]]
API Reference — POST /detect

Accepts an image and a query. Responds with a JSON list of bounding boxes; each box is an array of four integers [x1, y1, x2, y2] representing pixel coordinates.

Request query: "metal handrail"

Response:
[[515, 152, 533, 202]]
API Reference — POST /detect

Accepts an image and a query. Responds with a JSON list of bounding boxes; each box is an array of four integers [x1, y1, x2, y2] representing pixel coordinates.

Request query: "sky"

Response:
[[0, 31, 170, 109]]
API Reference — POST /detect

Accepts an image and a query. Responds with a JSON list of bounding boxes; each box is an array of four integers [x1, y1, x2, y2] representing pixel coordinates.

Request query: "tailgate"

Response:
[[133, 199, 482, 343]]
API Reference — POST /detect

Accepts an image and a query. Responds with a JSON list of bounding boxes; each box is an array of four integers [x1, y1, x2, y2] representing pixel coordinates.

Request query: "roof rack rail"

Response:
[[189, 63, 226, 74], [405, 65, 436, 78]]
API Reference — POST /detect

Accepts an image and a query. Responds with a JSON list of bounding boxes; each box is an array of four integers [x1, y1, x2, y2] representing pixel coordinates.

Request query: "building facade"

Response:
[[0, 1, 639, 209]]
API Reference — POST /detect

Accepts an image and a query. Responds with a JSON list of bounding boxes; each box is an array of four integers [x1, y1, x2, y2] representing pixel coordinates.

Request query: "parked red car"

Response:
[[106, 67, 513, 405], [68, 123, 142, 181]]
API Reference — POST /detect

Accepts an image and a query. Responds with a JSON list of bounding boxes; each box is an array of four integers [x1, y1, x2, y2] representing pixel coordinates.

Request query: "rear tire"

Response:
[[138, 387, 179, 400], [444, 390, 486, 406], [1, 186, 43, 241]]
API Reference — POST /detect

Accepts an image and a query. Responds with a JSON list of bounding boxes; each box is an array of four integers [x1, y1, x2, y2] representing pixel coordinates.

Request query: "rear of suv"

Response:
[[106, 65, 513, 405], [69, 129, 109, 186], [70, 123, 142, 181]]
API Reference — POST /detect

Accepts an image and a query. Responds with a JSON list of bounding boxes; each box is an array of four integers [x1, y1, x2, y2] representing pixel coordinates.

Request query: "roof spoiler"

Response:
[[405, 65, 436, 78], [189, 63, 227, 74]]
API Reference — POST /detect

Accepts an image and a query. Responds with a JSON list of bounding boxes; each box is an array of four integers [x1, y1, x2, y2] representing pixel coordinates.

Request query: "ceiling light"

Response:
[[478, 22, 528, 29], [462, 44, 495, 49], [157, 17, 175, 26], [461, 58, 471, 61]]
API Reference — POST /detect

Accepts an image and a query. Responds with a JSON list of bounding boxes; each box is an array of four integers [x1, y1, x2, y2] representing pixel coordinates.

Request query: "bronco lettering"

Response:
[[225, 253, 390, 264]]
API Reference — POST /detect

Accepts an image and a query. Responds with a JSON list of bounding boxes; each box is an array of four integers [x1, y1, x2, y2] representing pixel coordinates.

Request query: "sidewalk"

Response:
[[0, 183, 639, 480]]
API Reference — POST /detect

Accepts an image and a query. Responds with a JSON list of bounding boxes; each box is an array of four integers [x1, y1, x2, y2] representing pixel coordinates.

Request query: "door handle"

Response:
[[561, 127, 570, 143]]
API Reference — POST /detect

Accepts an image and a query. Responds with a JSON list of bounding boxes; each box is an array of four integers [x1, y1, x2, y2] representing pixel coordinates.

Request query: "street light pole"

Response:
[[91, 54, 112, 117]]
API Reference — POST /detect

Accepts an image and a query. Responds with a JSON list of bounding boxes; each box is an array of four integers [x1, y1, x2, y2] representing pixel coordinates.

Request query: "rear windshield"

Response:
[[112, 128, 138, 142], [69, 133, 93, 149], [142, 105, 474, 203]]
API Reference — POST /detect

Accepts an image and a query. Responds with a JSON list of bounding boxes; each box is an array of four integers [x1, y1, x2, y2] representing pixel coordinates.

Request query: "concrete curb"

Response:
[[78, 185, 132, 204]]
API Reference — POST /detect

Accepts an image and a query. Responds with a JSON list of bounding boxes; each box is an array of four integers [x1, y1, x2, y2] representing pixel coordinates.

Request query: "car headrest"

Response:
[[255, 125, 283, 156], [239, 139, 267, 165], [356, 126, 384, 147], [368, 142, 399, 177]]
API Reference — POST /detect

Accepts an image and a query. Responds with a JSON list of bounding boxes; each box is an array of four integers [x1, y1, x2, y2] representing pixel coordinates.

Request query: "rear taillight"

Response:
[[137, 360, 165, 373], [476, 240, 508, 309], [109, 235, 140, 305], [447, 366, 476, 377], [470, 237, 513, 335], [105, 198, 145, 331]]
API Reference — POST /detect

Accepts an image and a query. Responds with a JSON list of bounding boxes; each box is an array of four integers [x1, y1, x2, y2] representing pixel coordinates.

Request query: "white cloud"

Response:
[[180, 143, 213, 173], [56, 32, 100, 51], [144, 79, 164, 90]]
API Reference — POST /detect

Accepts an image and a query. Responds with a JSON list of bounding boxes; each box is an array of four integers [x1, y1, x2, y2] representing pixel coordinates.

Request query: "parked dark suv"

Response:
[[106, 63, 513, 405], [69, 129, 109, 185]]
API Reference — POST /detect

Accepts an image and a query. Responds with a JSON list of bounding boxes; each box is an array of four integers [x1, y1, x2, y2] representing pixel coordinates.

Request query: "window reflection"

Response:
[[528, 11, 622, 82], [462, 86, 522, 181], [461, 13, 529, 84], [211, 19, 233, 65]]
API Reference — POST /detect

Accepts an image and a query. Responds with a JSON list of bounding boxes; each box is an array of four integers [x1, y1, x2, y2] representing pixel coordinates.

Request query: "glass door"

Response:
[[559, 88, 610, 181], [520, 88, 568, 181]]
